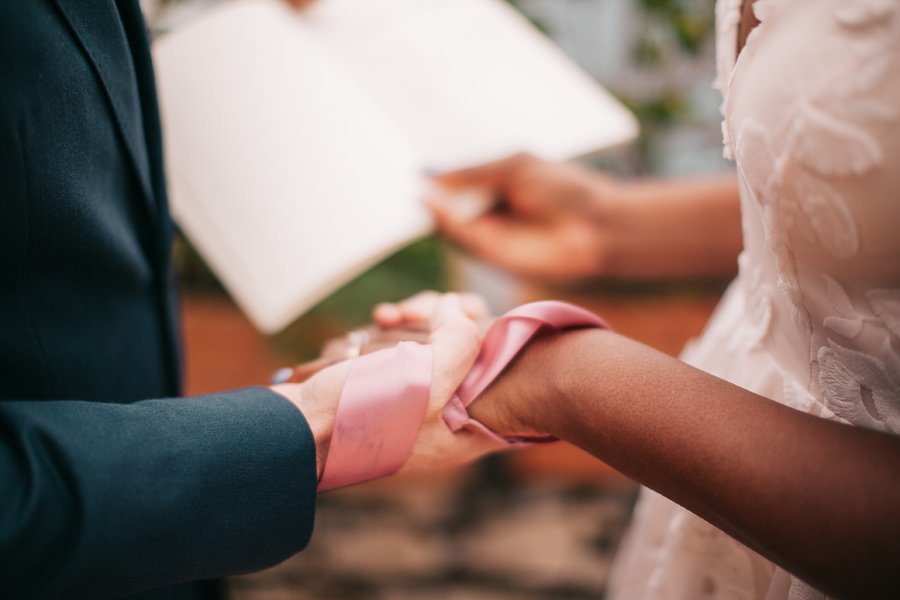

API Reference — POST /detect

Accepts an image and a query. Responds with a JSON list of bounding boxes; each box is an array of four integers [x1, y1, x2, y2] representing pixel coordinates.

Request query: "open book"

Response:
[[152, 0, 638, 333]]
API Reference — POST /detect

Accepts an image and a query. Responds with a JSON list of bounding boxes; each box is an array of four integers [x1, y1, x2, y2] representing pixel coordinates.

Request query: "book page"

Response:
[[307, 0, 638, 169], [154, 0, 638, 333], [153, 0, 430, 333]]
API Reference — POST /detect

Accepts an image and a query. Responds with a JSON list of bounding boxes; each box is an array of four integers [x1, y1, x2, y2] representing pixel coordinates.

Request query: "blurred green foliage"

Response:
[[271, 237, 447, 360], [635, 0, 715, 57], [625, 0, 717, 168], [172, 233, 447, 360], [622, 92, 691, 158]]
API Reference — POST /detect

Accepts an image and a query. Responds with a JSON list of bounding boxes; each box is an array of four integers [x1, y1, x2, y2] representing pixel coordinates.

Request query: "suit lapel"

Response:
[[53, 0, 157, 220]]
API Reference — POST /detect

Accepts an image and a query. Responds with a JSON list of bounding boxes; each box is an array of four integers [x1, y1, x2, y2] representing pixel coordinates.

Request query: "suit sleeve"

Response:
[[0, 387, 318, 599]]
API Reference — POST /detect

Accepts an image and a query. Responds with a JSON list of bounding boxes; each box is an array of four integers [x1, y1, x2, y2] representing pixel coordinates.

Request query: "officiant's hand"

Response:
[[429, 154, 743, 281], [427, 153, 626, 282]]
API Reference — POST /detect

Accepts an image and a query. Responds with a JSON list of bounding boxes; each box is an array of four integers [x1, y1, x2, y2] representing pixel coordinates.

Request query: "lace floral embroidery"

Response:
[[729, 252, 774, 351], [822, 275, 864, 338], [819, 337, 900, 432], [779, 49, 893, 258], [788, 578, 826, 600], [818, 278, 900, 432], [733, 124, 804, 324], [725, 1, 896, 264], [782, 376, 838, 421], [867, 289, 900, 338], [791, 174, 859, 259]]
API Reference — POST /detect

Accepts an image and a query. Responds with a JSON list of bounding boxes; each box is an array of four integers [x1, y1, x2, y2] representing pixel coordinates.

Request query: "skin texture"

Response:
[[467, 329, 900, 598], [368, 293, 900, 597]]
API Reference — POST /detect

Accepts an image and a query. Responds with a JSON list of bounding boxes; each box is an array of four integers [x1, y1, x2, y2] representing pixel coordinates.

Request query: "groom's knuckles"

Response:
[[461, 293, 489, 320], [399, 290, 442, 320]]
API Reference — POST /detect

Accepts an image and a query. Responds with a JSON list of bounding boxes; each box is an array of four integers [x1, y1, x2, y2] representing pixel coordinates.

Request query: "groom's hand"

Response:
[[276, 291, 490, 384], [373, 290, 491, 332], [273, 325, 430, 384], [272, 292, 499, 482]]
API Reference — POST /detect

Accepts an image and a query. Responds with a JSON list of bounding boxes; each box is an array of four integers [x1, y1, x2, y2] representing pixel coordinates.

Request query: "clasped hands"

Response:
[[272, 291, 539, 485]]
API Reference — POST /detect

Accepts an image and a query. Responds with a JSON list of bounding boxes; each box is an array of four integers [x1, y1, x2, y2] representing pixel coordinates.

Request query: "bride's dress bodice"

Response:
[[609, 1, 900, 597], [720, 0, 900, 434]]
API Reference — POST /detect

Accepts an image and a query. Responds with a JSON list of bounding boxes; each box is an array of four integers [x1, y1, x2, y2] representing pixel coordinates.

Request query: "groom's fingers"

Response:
[[428, 294, 481, 403], [396, 291, 442, 322], [373, 291, 441, 327], [319, 326, 430, 364], [374, 291, 489, 328], [460, 293, 490, 322], [372, 302, 403, 327]]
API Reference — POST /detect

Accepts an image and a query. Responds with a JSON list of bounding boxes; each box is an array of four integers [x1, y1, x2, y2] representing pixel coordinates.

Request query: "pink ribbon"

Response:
[[318, 301, 607, 491], [318, 341, 433, 491], [444, 301, 608, 444]]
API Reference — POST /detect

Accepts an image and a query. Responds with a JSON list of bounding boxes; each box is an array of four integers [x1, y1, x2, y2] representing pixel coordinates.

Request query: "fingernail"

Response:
[[423, 166, 445, 177], [270, 367, 294, 385]]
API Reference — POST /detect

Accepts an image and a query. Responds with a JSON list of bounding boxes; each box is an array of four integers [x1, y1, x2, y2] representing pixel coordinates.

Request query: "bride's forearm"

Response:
[[473, 329, 900, 598]]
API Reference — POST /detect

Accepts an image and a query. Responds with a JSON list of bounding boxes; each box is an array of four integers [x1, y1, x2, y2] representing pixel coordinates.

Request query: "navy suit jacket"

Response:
[[0, 1, 318, 597]]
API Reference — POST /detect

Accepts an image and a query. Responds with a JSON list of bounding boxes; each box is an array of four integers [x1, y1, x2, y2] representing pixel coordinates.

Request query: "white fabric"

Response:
[[608, 0, 900, 597]]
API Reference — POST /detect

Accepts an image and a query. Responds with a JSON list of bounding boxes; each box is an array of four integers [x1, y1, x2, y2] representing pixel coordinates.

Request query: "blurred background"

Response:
[[146, 1, 730, 597]]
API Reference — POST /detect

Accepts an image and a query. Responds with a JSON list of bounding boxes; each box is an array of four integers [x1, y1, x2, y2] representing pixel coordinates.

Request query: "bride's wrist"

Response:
[[469, 328, 609, 438], [467, 329, 583, 439]]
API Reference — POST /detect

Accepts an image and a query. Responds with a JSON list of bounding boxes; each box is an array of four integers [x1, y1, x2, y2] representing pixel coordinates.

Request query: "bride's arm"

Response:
[[470, 328, 900, 598]]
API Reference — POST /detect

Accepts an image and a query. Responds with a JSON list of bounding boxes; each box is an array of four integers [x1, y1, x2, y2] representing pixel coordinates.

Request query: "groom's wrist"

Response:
[[272, 379, 337, 481]]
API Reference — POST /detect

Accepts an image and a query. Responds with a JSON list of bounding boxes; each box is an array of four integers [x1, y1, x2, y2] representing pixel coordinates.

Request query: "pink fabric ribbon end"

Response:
[[318, 341, 433, 491], [443, 301, 608, 446]]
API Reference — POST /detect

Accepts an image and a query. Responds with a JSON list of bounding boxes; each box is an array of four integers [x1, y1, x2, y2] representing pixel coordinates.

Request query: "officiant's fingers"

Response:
[[429, 198, 519, 263], [432, 153, 535, 191], [430, 199, 561, 279]]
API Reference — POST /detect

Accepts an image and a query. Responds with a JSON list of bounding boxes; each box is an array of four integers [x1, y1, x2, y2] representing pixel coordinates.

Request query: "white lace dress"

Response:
[[607, 0, 900, 598]]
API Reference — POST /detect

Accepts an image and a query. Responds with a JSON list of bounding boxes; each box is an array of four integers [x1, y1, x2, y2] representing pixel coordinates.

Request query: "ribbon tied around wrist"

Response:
[[318, 301, 608, 491]]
